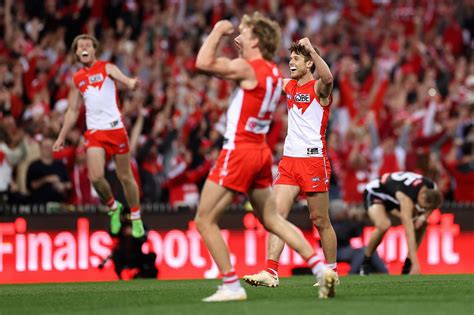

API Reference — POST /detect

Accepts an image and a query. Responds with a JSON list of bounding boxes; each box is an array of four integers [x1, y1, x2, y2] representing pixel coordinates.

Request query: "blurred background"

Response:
[[0, 0, 472, 283]]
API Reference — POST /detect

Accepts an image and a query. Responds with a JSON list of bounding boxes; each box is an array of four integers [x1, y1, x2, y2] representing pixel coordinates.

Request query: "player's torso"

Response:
[[73, 61, 123, 130], [223, 59, 282, 150], [375, 171, 435, 208], [283, 79, 330, 158]]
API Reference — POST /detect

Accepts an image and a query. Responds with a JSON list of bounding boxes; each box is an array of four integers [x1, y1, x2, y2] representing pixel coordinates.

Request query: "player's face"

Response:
[[417, 192, 430, 212], [235, 24, 257, 57], [76, 39, 96, 65], [289, 52, 310, 79]]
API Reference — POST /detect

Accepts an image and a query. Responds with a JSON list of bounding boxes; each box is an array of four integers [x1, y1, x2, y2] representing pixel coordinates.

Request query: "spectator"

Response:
[[26, 136, 71, 203], [0, 0, 471, 207]]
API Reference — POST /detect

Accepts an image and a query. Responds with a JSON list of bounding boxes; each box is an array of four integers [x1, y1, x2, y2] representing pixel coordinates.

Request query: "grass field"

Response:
[[0, 275, 472, 315]]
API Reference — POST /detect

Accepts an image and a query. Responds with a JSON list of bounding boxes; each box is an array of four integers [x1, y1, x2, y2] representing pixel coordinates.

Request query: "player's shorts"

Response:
[[274, 156, 331, 193], [363, 187, 399, 212], [83, 128, 130, 156], [207, 146, 273, 193]]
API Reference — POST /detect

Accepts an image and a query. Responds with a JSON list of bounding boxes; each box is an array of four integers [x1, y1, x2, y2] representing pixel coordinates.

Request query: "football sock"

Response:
[[265, 259, 279, 276], [223, 270, 241, 291]]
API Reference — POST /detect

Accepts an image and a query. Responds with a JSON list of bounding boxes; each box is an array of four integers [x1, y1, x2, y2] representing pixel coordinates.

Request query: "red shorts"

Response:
[[274, 156, 331, 192], [208, 147, 273, 193], [83, 128, 130, 156]]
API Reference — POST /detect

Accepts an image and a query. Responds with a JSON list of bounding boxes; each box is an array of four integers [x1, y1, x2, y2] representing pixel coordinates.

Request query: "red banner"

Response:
[[0, 210, 472, 283]]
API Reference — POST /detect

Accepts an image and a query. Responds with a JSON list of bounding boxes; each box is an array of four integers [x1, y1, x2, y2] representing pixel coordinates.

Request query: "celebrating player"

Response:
[[243, 38, 337, 287], [195, 13, 337, 302], [360, 171, 442, 275], [53, 34, 145, 238]]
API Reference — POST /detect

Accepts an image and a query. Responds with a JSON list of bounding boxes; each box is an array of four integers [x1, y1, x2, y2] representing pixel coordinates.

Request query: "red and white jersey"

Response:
[[73, 61, 123, 130], [283, 79, 331, 157], [223, 59, 282, 150]]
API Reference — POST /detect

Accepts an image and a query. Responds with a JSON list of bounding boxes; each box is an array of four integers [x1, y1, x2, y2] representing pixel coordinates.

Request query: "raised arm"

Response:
[[396, 191, 420, 275], [53, 82, 82, 152], [195, 20, 255, 83], [105, 63, 140, 91], [298, 37, 333, 105]]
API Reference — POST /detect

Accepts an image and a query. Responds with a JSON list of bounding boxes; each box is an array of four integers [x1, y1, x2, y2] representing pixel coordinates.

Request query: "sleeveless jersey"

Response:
[[365, 171, 436, 209], [283, 79, 331, 157], [223, 59, 282, 150], [72, 61, 123, 130]]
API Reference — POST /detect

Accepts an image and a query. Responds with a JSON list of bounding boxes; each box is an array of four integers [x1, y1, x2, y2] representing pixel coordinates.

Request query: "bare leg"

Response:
[[307, 191, 337, 264], [87, 148, 114, 203], [114, 152, 140, 207], [364, 205, 391, 257], [266, 185, 300, 261], [195, 180, 235, 274], [248, 187, 314, 260]]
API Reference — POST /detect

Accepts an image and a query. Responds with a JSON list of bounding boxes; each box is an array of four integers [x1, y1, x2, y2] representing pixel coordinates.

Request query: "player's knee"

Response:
[[88, 172, 105, 185], [117, 171, 134, 185], [376, 220, 391, 232], [310, 213, 330, 230], [261, 213, 278, 234], [194, 211, 210, 233]]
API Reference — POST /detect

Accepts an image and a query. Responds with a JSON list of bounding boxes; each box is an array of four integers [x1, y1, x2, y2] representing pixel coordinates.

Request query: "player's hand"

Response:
[[409, 262, 420, 275], [298, 37, 316, 54], [53, 137, 65, 152], [414, 215, 426, 229], [129, 78, 140, 91], [214, 20, 234, 35]]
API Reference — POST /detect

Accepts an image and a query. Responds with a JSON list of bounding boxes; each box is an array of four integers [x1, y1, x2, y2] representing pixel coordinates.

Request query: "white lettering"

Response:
[[77, 218, 89, 269], [89, 231, 112, 267], [28, 233, 52, 271], [53, 232, 77, 271], [164, 230, 188, 269]]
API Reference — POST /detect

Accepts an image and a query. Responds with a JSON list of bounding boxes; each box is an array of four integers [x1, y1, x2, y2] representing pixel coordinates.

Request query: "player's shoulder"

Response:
[[250, 59, 281, 77], [283, 79, 297, 93]]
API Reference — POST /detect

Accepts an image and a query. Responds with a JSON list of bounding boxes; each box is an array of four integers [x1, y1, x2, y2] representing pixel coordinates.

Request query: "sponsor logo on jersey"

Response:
[[312, 177, 320, 182], [287, 94, 292, 100], [307, 147, 320, 155], [294, 93, 310, 103], [78, 80, 86, 88], [88, 73, 104, 84]]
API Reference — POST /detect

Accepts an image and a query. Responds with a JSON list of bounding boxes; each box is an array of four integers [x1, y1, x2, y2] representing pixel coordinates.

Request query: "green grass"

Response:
[[0, 275, 472, 315]]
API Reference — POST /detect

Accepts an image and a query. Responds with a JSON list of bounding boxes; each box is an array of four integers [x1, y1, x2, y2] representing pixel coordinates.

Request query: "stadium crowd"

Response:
[[0, 0, 473, 209]]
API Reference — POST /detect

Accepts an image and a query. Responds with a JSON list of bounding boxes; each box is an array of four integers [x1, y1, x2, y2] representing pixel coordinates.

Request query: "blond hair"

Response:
[[241, 12, 281, 61]]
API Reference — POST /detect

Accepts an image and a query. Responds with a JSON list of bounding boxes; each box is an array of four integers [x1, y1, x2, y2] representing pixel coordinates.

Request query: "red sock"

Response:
[[265, 259, 279, 276], [106, 197, 116, 209], [130, 205, 141, 220]]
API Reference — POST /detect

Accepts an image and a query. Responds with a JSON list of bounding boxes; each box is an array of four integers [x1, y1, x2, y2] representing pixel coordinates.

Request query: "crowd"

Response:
[[0, 0, 472, 209]]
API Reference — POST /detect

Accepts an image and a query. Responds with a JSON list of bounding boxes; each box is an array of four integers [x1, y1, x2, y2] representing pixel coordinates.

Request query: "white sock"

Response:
[[110, 200, 118, 211], [223, 271, 241, 291], [307, 255, 325, 277], [326, 263, 337, 271], [130, 211, 141, 220]]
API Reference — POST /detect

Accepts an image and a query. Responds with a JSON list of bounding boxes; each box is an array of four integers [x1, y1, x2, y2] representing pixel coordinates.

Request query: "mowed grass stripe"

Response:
[[0, 275, 472, 315]]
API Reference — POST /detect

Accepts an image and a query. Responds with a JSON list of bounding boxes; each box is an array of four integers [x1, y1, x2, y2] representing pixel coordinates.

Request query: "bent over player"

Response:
[[360, 171, 442, 275], [53, 34, 145, 238], [195, 13, 337, 302], [244, 38, 337, 287]]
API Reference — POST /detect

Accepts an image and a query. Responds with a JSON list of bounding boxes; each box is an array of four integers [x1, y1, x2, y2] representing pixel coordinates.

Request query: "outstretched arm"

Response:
[[53, 82, 81, 152], [298, 37, 333, 104], [396, 191, 420, 275], [106, 63, 140, 91], [196, 20, 254, 81]]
